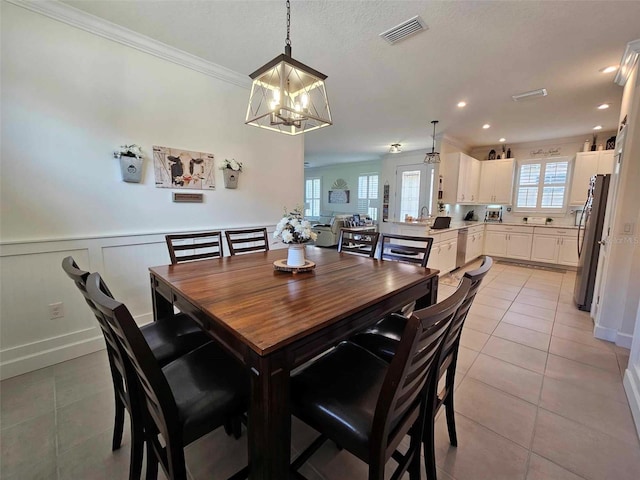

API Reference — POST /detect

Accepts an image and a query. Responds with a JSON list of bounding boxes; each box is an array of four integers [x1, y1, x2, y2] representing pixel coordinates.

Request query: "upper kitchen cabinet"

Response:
[[441, 152, 480, 204], [478, 158, 515, 204], [569, 150, 614, 205]]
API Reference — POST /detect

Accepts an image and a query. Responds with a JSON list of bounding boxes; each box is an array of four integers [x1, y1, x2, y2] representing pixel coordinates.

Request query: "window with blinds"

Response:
[[358, 174, 379, 221], [305, 178, 321, 217], [515, 158, 570, 211]]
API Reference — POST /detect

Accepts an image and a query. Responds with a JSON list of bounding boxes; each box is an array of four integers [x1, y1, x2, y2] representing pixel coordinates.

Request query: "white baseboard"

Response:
[[623, 365, 640, 441], [0, 312, 154, 380], [594, 323, 633, 348], [0, 329, 105, 380]]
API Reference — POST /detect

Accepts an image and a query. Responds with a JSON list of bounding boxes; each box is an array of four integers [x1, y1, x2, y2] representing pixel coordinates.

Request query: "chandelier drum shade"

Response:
[[424, 120, 440, 164], [245, 0, 332, 135]]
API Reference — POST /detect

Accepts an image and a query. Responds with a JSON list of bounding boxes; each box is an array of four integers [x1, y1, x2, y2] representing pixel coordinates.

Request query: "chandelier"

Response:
[[424, 120, 440, 164], [245, 0, 332, 135]]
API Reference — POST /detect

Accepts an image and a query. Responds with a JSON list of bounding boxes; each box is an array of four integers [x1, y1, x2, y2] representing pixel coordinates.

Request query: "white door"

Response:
[[395, 164, 432, 220], [558, 237, 579, 266], [493, 160, 515, 204]]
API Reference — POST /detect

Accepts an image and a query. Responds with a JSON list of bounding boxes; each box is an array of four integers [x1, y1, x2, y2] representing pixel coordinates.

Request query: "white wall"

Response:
[[304, 160, 382, 218], [0, 3, 303, 378]]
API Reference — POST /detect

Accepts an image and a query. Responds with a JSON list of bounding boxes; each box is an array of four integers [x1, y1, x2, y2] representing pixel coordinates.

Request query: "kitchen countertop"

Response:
[[392, 221, 578, 232]]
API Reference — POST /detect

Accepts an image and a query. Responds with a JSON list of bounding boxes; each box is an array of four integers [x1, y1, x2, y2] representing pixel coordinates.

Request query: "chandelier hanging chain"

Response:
[[286, 0, 291, 48]]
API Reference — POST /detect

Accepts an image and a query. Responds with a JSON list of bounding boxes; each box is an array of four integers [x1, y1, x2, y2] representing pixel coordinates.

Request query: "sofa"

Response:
[[312, 214, 375, 247], [312, 215, 351, 247]]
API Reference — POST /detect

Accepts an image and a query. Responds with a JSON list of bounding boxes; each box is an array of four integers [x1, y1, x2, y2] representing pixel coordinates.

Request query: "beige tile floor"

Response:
[[1, 261, 639, 479]]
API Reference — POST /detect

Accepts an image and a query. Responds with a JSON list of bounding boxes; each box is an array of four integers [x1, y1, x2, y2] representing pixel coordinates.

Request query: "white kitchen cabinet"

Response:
[[531, 227, 579, 266], [478, 159, 515, 204], [441, 152, 480, 204], [463, 225, 485, 264], [427, 230, 457, 275], [484, 225, 533, 260], [569, 150, 614, 205]]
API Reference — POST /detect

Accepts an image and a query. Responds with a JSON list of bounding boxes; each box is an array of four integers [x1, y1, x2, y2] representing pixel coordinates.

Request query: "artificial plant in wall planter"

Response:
[[114, 144, 144, 183], [220, 159, 243, 189]]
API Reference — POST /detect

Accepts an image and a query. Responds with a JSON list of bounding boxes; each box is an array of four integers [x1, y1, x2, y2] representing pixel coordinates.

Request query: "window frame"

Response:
[[357, 173, 379, 221], [304, 177, 321, 218], [513, 156, 571, 214]]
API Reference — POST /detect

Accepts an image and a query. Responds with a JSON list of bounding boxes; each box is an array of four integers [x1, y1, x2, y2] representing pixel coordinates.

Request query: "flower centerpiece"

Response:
[[273, 207, 317, 267], [220, 158, 242, 189]]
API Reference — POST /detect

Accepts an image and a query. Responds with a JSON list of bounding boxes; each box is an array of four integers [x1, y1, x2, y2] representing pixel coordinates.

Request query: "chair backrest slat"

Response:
[[337, 229, 380, 258], [379, 234, 434, 268], [370, 279, 470, 460], [61, 257, 133, 408], [441, 256, 493, 357], [225, 228, 270, 256], [165, 231, 223, 264], [85, 272, 182, 447]]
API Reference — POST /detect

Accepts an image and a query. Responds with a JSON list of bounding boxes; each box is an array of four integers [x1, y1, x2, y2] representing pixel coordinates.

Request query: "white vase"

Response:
[[287, 244, 306, 267]]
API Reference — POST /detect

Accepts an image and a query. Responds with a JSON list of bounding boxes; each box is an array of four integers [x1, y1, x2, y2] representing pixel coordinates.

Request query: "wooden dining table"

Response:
[[149, 246, 439, 480]]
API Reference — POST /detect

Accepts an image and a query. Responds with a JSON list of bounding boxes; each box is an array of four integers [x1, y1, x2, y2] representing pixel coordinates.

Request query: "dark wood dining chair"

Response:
[[165, 231, 223, 264], [337, 228, 380, 258], [379, 233, 434, 268], [349, 256, 493, 479], [379, 233, 435, 316], [61, 256, 211, 480], [85, 272, 250, 480], [289, 279, 470, 480], [224, 227, 270, 255]]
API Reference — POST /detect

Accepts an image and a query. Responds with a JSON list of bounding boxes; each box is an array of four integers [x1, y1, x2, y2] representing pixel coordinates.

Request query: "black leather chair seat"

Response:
[[291, 342, 394, 462], [141, 314, 210, 366], [350, 313, 407, 363], [163, 342, 250, 445]]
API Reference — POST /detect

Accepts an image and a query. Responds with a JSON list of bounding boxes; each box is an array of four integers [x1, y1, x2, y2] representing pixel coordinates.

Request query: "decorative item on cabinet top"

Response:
[[488, 149, 497, 160]]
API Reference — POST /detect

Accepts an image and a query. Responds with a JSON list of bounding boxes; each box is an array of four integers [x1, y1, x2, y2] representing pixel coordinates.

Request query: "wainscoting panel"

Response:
[[0, 225, 276, 379]]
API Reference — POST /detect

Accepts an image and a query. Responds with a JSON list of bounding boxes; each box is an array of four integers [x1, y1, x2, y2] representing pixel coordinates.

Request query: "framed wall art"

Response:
[[153, 145, 215, 189]]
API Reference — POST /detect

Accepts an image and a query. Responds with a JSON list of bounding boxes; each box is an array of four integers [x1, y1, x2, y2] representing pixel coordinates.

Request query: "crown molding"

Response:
[[615, 38, 640, 87], [6, 0, 252, 89], [441, 134, 470, 152]]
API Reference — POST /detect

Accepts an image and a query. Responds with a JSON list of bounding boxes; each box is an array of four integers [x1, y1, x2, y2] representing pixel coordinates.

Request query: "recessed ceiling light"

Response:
[[457, 101, 467, 108], [482, 124, 491, 129], [597, 103, 610, 110], [600, 66, 618, 74], [499, 138, 506, 142], [593, 125, 603, 130]]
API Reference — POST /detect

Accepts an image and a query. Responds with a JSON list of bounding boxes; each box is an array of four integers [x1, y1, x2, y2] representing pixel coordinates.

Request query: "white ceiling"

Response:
[[61, 0, 640, 167]]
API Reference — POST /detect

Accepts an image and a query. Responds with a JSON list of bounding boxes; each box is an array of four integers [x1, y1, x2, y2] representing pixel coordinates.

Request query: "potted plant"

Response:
[[220, 158, 243, 189], [273, 207, 317, 266], [114, 144, 144, 183], [546, 217, 553, 225]]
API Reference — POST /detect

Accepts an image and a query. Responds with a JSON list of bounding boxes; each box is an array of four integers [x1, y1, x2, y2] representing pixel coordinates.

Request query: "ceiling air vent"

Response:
[[379, 16, 428, 44], [512, 88, 548, 101]]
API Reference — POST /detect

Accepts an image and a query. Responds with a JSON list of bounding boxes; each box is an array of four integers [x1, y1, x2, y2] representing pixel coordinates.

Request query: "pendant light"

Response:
[[245, 0, 332, 135], [424, 120, 440, 164]]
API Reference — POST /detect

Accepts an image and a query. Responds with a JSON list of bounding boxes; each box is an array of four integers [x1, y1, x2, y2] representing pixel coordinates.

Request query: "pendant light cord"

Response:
[[285, 0, 292, 55]]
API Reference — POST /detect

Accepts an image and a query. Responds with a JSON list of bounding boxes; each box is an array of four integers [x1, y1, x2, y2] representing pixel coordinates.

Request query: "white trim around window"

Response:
[[514, 157, 571, 214]]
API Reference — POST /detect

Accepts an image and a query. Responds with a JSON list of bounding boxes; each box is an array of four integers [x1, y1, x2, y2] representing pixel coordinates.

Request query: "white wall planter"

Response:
[[118, 155, 144, 183], [223, 169, 240, 189]]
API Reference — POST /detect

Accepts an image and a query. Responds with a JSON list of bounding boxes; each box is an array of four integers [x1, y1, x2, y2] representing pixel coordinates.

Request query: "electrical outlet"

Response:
[[49, 302, 64, 320], [623, 222, 635, 235]]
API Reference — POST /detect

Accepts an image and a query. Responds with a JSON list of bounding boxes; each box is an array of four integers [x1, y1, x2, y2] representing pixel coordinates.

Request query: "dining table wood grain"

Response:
[[149, 246, 439, 480]]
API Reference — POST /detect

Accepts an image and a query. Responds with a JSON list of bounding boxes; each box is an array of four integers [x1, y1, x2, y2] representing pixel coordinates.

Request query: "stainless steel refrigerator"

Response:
[[574, 174, 611, 311]]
